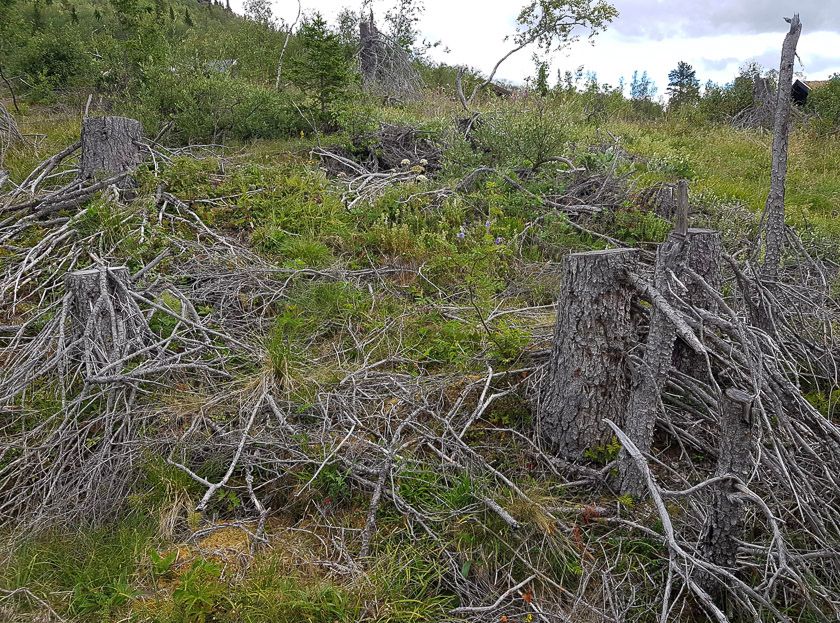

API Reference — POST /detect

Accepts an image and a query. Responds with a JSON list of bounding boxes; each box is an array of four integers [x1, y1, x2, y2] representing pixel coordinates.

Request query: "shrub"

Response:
[[808, 75, 840, 133], [13, 28, 89, 96], [127, 69, 307, 142], [473, 95, 579, 170]]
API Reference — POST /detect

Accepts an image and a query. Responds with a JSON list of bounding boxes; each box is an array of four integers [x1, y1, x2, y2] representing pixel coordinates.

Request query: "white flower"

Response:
[[419, 158, 429, 166], [416, 175, 429, 182], [400, 158, 411, 167]]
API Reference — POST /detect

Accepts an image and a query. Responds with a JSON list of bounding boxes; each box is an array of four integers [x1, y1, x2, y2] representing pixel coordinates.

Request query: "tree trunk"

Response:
[[616, 232, 688, 495], [760, 15, 802, 280], [699, 388, 756, 599], [673, 228, 722, 377], [359, 12, 379, 88], [541, 249, 639, 461], [80, 116, 142, 181]]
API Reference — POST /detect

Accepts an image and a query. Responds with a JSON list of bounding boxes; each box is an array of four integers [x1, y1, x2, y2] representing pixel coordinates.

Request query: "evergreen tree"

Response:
[[630, 70, 657, 100], [667, 61, 700, 108], [184, 7, 193, 26], [287, 13, 355, 125], [535, 60, 550, 96], [70, 4, 78, 23], [169, 4, 175, 20]]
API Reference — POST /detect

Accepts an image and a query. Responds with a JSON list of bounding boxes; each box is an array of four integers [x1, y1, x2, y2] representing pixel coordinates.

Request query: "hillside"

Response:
[[1, 2, 839, 623]]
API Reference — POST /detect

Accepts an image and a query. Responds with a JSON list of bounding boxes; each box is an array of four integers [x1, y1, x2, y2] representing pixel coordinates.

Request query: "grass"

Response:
[[616, 119, 840, 239]]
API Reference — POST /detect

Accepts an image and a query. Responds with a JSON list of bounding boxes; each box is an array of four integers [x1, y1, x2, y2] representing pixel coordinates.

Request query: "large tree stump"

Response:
[[699, 388, 756, 600], [673, 228, 722, 377], [79, 116, 142, 181], [541, 249, 639, 461]]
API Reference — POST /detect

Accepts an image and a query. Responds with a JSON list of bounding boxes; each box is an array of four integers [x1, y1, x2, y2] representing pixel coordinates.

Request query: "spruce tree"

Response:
[[667, 61, 700, 108], [287, 13, 355, 126], [535, 61, 550, 96]]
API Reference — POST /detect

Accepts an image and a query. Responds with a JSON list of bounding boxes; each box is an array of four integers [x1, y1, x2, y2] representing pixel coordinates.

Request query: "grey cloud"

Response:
[[611, 0, 840, 39], [701, 57, 741, 71], [803, 55, 840, 75]]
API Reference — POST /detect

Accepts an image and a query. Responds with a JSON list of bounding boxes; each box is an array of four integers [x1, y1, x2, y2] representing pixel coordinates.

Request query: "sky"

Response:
[[230, 0, 840, 96]]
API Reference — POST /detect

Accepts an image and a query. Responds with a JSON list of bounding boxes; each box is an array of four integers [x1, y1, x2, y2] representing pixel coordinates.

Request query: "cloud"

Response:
[[611, 0, 840, 39], [230, 0, 840, 90]]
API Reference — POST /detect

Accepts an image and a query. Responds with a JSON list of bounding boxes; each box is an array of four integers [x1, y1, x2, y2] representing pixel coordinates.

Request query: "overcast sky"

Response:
[[231, 0, 840, 95]]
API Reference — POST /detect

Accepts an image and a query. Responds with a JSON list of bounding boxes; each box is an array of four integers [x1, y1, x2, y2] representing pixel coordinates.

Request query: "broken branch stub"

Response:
[[80, 116, 143, 181], [541, 248, 639, 461]]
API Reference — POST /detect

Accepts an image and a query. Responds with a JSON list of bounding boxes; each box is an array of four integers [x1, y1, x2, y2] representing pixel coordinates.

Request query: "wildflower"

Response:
[[419, 158, 429, 166], [494, 237, 504, 245], [416, 174, 428, 182], [485, 220, 492, 229], [400, 158, 411, 167]]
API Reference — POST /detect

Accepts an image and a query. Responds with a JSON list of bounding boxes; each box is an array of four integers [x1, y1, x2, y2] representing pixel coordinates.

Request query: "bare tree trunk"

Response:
[[274, 0, 301, 90], [615, 233, 688, 495], [760, 15, 801, 281], [80, 116, 142, 181], [699, 388, 756, 599], [673, 228, 722, 377], [541, 249, 639, 461], [359, 11, 378, 86]]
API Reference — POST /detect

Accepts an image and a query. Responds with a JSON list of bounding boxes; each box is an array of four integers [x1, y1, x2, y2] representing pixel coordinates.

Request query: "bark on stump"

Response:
[[673, 228, 722, 378], [80, 116, 142, 181], [541, 249, 639, 461], [699, 388, 756, 600], [64, 267, 141, 369]]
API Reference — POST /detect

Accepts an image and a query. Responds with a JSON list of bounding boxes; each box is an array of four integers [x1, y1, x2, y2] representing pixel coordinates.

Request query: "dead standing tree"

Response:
[[540, 248, 638, 460], [358, 11, 421, 102], [759, 14, 801, 281]]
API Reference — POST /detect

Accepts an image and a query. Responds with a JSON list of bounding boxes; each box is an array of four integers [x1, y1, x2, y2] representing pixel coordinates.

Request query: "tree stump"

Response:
[[699, 388, 756, 599], [64, 266, 144, 369], [541, 249, 639, 461], [79, 116, 142, 181], [673, 228, 722, 377]]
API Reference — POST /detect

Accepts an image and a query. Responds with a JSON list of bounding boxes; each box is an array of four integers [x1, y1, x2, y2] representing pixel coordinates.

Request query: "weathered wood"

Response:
[[700, 388, 756, 597], [80, 116, 142, 181], [674, 228, 722, 377], [541, 248, 639, 461], [616, 233, 687, 495], [64, 267, 134, 365], [760, 15, 802, 280]]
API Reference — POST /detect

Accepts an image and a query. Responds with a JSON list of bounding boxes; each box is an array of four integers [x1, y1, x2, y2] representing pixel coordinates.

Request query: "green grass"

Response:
[[616, 120, 840, 239]]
